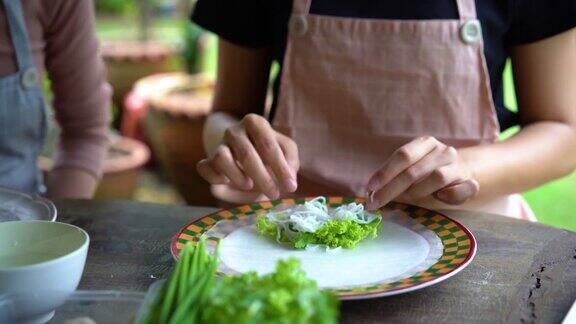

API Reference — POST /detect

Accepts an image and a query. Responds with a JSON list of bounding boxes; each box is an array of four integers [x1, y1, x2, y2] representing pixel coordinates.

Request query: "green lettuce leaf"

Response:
[[256, 216, 382, 249], [202, 258, 339, 324]]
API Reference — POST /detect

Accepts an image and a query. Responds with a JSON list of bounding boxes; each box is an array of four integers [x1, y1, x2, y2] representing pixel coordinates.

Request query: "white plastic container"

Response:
[[0, 291, 146, 323]]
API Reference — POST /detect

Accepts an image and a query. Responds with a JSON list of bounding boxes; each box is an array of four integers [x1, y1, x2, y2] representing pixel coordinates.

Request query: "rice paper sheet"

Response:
[[204, 210, 444, 289]]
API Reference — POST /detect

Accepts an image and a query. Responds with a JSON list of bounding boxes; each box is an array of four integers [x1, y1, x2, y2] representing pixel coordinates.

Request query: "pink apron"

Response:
[[214, 0, 536, 221]]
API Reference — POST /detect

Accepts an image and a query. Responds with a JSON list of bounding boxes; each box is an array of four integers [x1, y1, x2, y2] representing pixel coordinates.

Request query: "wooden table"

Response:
[[55, 199, 576, 323]]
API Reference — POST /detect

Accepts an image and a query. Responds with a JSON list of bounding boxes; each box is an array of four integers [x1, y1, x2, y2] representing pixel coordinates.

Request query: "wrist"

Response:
[[457, 146, 489, 200], [458, 148, 478, 182]]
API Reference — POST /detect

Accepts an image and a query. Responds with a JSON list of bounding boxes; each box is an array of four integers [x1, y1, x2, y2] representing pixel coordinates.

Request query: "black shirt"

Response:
[[192, 0, 576, 131]]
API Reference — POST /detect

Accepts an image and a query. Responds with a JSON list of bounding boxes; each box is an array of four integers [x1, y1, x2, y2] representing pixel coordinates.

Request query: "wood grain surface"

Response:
[[55, 199, 576, 324]]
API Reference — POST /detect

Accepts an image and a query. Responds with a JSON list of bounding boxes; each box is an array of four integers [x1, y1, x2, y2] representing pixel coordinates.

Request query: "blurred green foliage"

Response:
[[182, 23, 206, 74], [95, 0, 136, 15]]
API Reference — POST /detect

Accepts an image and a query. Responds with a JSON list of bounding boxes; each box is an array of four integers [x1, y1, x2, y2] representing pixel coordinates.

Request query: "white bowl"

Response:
[[0, 221, 89, 324]]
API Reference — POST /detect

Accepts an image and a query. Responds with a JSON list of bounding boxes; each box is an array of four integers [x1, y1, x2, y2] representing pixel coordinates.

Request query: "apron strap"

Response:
[[455, 0, 478, 20], [2, 0, 35, 71], [292, 0, 312, 15]]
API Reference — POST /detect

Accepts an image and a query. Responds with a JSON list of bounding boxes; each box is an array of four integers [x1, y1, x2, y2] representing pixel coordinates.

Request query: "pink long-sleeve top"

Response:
[[0, 0, 111, 178]]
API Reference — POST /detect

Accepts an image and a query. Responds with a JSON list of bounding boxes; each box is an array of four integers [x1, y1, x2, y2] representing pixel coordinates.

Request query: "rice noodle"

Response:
[[264, 197, 380, 241]]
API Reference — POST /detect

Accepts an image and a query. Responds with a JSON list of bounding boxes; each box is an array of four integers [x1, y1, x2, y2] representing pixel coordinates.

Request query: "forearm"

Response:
[[464, 28, 576, 199], [46, 0, 111, 179], [461, 121, 576, 199], [203, 39, 272, 156], [46, 167, 99, 199]]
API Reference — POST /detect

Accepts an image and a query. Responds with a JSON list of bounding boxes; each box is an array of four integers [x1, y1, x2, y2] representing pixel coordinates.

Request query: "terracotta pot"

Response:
[[93, 136, 150, 200], [39, 135, 150, 200], [101, 40, 179, 128], [139, 72, 216, 206], [121, 90, 149, 144]]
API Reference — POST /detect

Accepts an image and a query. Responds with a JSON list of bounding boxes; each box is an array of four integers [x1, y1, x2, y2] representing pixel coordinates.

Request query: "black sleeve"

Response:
[[507, 0, 576, 45], [191, 0, 273, 48]]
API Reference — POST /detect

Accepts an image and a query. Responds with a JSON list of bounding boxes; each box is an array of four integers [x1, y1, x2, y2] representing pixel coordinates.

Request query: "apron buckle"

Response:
[[21, 67, 38, 89], [460, 20, 482, 45], [289, 15, 308, 37]]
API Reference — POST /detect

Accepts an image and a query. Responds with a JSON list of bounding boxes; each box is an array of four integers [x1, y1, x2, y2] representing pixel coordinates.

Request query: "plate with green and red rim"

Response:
[[171, 196, 476, 300]]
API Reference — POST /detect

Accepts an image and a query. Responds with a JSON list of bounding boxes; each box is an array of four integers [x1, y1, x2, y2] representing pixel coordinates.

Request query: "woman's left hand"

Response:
[[366, 136, 479, 210]]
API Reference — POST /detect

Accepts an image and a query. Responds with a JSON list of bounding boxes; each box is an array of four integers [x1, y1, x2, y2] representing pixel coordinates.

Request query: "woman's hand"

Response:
[[366, 136, 479, 210], [197, 114, 299, 200]]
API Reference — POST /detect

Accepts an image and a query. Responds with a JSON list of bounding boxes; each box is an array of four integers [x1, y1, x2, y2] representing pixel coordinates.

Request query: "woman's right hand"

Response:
[[197, 113, 300, 200]]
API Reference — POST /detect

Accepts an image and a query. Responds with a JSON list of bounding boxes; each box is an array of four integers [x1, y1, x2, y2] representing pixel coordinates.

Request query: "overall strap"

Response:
[[292, 0, 312, 15], [455, 0, 478, 20], [2, 0, 35, 71]]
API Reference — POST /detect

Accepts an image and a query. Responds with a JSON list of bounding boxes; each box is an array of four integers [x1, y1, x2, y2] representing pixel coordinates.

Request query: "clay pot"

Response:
[[101, 40, 179, 127], [39, 135, 150, 200], [138, 72, 216, 206], [121, 89, 150, 144], [93, 136, 150, 200]]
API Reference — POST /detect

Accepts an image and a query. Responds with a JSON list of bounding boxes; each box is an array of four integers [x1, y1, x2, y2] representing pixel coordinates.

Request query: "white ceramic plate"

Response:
[[172, 197, 476, 300]]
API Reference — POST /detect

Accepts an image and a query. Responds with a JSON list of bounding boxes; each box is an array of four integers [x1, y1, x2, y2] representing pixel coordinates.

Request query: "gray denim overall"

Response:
[[0, 0, 48, 194]]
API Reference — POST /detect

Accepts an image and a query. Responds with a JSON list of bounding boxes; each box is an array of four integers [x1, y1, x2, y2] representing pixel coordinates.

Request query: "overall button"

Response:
[[289, 15, 308, 36], [460, 20, 482, 45], [21, 68, 38, 89]]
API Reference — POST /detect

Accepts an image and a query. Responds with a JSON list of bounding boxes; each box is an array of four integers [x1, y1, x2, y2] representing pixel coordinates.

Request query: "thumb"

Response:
[[434, 179, 479, 205]]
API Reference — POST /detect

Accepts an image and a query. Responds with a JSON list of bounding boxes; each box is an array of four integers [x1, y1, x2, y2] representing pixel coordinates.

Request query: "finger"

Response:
[[225, 126, 279, 199], [367, 136, 440, 192], [211, 145, 253, 190], [240, 154, 280, 199], [401, 146, 459, 199], [403, 164, 465, 202], [435, 179, 479, 205], [277, 132, 300, 175], [244, 119, 297, 192], [368, 150, 451, 209], [196, 159, 229, 184]]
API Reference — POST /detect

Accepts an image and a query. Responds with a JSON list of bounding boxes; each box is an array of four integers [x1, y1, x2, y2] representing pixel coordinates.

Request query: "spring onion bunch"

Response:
[[143, 239, 339, 324]]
